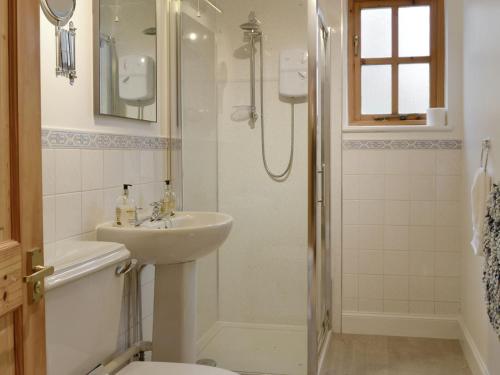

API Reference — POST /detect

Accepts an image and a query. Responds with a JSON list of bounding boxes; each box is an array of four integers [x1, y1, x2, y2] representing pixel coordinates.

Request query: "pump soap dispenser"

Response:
[[161, 180, 176, 217], [115, 184, 137, 227]]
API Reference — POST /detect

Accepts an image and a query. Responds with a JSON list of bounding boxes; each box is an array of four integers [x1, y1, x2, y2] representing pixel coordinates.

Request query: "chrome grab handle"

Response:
[[115, 259, 138, 276]]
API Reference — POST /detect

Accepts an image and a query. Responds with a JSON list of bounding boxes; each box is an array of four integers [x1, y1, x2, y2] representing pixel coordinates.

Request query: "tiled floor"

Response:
[[323, 334, 472, 375]]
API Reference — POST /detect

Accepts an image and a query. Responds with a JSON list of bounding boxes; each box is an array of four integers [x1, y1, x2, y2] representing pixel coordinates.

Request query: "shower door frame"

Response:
[[308, 1, 333, 374]]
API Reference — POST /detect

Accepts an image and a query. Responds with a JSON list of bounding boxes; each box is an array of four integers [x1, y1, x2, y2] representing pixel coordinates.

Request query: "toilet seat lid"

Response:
[[117, 362, 237, 375]]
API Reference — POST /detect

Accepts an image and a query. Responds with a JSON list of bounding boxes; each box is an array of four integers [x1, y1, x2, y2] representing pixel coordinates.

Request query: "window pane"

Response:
[[361, 8, 392, 58], [399, 63, 429, 114], [361, 65, 392, 115], [399, 6, 430, 57]]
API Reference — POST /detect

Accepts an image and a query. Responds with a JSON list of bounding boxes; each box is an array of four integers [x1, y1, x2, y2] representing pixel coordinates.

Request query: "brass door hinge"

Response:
[[23, 248, 54, 303]]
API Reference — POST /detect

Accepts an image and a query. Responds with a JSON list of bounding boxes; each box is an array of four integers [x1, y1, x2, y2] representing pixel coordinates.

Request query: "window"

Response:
[[348, 0, 445, 125]]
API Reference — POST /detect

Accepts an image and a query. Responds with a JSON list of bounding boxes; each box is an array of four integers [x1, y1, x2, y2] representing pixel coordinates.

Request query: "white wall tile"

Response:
[[359, 175, 385, 200], [82, 190, 104, 233], [358, 251, 383, 275], [436, 176, 461, 201], [436, 151, 461, 176], [385, 201, 410, 225], [410, 176, 436, 201], [435, 252, 460, 277], [343, 175, 359, 200], [384, 300, 409, 314], [342, 274, 358, 298], [343, 225, 359, 249], [140, 151, 155, 183], [358, 225, 384, 249], [342, 297, 358, 312], [385, 150, 409, 175], [103, 150, 124, 188], [358, 299, 383, 313], [409, 151, 436, 175], [81, 150, 103, 191], [55, 193, 82, 240], [409, 252, 434, 276], [435, 227, 461, 251], [409, 226, 435, 252], [383, 276, 409, 300], [343, 151, 359, 175], [385, 175, 410, 200], [358, 275, 383, 298], [384, 251, 409, 275], [409, 301, 435, 315], [343, 251, 358, 274], [343, 200, 360, 225], [435, 277, 460, 302], [55, 149, 81, 194], [154, 151, 166, 181], [384, 226, 409, 251], [357, 151, 385, 174], [141, 265, 156, 285], [436, 201, 460, 226], [409, 276, 434, 301], [123, 150, 141, 185], [103, 187, 122, 223], [42, 149, 56, 196], [359, 200, 385, 225], [410, 201, 435, 226], [435, 302, 460, 315], [43, 196, 55, 244]]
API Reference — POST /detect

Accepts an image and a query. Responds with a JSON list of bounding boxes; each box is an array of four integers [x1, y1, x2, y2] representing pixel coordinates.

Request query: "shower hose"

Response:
[[257, 38, 295, 181]]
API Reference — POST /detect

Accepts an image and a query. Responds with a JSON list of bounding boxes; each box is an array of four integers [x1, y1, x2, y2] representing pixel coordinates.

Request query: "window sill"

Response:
[[343, 124, 453, 133]]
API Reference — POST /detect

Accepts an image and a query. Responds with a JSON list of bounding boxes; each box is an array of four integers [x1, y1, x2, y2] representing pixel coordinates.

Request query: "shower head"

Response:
[[240, 11, 261, 33]]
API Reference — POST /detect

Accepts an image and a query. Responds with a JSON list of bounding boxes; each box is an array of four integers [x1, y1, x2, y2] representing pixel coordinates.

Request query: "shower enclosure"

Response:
[[170, 0, 332, 373]]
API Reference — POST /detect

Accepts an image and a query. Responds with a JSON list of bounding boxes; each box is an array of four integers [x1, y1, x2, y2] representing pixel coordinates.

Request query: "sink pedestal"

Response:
[[151, 261, 197, 363]]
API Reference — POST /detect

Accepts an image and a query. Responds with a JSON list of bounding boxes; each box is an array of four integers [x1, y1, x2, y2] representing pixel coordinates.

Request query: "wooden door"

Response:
[[0, 0, 46, 374]]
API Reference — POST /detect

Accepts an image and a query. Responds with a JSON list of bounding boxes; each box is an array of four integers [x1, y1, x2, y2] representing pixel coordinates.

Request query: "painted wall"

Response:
[[461, 0, 500, 373], [40, 0, 167, 136]]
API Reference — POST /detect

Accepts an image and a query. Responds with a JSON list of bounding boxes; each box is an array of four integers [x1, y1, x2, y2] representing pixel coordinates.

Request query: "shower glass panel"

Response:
[[177, 1, 330, 374]]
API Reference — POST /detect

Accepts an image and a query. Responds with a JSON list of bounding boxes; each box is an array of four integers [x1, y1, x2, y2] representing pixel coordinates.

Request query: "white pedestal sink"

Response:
[[96, 212, 233, 363]]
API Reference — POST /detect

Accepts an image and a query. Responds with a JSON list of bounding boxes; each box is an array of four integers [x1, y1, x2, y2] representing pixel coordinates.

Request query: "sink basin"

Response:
[[96, 211, 233, 265]]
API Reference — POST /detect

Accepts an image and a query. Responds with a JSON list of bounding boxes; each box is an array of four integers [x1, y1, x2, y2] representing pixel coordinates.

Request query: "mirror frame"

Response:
[[40, 0, 76, 26], [92, 0, 158, 123]]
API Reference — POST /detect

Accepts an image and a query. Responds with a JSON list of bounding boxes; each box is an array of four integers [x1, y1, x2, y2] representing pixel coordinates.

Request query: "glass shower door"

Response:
[[176, 1, 331, 374]]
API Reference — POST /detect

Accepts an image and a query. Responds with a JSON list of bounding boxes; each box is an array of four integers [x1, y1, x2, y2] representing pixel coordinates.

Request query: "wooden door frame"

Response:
[[3, 0, 45, 374]]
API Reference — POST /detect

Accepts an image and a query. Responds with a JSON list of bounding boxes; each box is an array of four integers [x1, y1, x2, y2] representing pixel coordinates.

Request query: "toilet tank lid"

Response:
[[45, 241, 130, 291]]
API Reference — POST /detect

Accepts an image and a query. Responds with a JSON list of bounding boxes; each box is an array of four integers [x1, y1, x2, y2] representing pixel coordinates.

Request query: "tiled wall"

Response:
[[41, 129, 168, 346], [342, 146, 462, 316]]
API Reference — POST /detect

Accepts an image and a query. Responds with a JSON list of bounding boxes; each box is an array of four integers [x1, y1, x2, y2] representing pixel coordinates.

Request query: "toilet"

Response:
[[44, 241, 235, 375]]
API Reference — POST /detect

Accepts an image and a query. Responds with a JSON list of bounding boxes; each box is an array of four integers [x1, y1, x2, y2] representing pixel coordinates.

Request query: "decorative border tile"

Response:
[[41, 128, 172, 150], [343, 139, 462, 150]]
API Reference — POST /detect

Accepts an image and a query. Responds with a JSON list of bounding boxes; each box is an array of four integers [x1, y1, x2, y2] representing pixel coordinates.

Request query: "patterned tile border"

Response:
[[343, 139, 462, 150], [41, 128, 179, 150]]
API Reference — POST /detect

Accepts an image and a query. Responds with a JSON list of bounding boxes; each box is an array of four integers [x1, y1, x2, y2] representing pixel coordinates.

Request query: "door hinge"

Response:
[[354, 34, 360, 56]]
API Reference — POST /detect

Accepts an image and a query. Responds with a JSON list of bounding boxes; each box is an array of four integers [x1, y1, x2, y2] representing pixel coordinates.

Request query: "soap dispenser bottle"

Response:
[[115, 184, 137, 227], [161, 180, 176, 217]]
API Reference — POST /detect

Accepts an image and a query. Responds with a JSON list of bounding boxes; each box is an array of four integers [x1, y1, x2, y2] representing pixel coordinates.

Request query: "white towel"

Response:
[[471, 168, 492, 256]]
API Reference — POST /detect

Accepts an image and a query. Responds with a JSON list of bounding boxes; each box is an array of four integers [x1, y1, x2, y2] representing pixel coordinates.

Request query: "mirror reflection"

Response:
[[97, 0, 157, 122]]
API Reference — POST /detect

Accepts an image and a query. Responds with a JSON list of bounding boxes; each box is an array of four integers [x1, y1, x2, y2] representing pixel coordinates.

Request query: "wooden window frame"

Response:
[[348, 0, 445, 126]]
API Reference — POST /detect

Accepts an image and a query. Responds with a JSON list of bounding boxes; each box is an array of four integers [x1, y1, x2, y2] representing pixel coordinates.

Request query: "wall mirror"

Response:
[[94, 0, 158, 122]]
